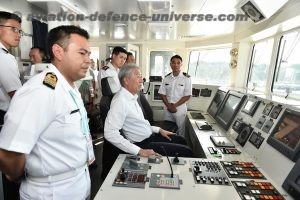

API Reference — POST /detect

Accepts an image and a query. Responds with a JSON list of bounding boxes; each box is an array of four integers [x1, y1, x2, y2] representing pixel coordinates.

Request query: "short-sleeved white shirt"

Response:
[[158, 71, 192, 104], [97, 62, 121, 90], [0, 42, 22, 111], [0, 64, 89, 177]]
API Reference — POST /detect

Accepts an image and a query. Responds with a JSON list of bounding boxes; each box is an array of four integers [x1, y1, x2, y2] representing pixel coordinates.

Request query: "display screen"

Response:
[[244, 100, 254, 112], [215, 91, 246, 130], [153, 84, 162, 101], [242, 98, 260, 116], [207, 90, 227, 118], [267, 108, 300, 161], [218, 95, 241, 125]]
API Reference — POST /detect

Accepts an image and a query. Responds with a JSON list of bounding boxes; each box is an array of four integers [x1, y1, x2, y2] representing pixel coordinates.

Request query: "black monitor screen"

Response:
[[282, 155, 300, 199], [207, 90, 227, 118], [215, 91, 246, 130], [267, 108, 300, 161], [152, 84, 162, 101]]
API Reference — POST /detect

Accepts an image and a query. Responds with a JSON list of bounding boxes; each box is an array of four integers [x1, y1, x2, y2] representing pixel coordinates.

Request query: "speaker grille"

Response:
[[241, 1, 265, 23]]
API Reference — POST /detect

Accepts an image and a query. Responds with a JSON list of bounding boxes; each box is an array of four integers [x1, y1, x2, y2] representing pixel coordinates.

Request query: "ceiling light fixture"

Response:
[[26, 0, 88, 15], [137, 0, 170, 2]]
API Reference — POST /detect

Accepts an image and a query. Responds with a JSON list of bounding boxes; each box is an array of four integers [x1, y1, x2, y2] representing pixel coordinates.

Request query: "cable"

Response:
[[161, 145, 174, 178]]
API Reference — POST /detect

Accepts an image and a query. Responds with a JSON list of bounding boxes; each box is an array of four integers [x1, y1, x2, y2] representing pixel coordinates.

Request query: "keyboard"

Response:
[[190, 112, 205, 120]]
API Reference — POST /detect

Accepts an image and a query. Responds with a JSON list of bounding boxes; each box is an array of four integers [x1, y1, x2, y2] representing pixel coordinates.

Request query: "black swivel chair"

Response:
[[100, 77, 125, 179], [137, 92, 178, 133]]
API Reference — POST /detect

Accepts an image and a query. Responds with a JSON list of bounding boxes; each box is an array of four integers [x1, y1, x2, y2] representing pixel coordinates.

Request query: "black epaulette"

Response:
[[1, 48, 8, 54], [183, 72, 190, 78], [43, 72, 57, 89], [102, 65, 109, 71], [165, 72, 171, 77]]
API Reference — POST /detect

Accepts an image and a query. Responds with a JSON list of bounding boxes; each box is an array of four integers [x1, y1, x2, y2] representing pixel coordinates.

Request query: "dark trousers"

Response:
[[0, 109, 5, 130], [2, 175, 20, 200], [134, 134, 193, 157], [0, 110, 20, 200]]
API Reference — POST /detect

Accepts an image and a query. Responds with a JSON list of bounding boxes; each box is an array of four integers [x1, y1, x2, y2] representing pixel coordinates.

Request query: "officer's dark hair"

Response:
[[47, 25, 89, 60], [112, 46, 127, 56], [0, 11, 22, 24], [30, 46, 45, 59], [126, 52, 134, 62], [127, 52, 133, 57], [119, 63, 140, 87], [170, 55, 182, 62]]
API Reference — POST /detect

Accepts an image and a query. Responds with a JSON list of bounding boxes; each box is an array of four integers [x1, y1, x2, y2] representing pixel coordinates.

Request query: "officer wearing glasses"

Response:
[[0, 11, 23, 200]]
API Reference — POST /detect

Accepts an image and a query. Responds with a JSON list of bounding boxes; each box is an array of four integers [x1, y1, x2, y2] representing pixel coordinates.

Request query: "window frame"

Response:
[[271, 30, 300, 98], [187, 47, 232, 86], [246, 38, 274, 92], [149, 50, 175, 77]]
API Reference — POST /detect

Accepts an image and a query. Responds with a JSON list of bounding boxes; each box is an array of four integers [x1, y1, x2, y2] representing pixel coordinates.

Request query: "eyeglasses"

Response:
[[0, 25, 24, 36]]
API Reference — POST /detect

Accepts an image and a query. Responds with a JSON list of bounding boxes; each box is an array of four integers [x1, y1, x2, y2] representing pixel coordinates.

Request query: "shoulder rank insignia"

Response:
[[183, 72, 190, 78], [43, 72, 57, 89], [1, 48, 8, 54], [165, 72, 171, 77], [102, 65, 109, 71]]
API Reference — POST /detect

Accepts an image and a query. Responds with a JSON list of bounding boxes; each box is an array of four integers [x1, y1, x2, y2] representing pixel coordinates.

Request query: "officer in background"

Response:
[[158, 55, 192, 137], [0, 11, 22, 130], [97, 46, 127, 90], [125, 52, 135, 64], [0, 11, 23, 200], [0, 25, 94, 200], [29, 46, 45, 64]]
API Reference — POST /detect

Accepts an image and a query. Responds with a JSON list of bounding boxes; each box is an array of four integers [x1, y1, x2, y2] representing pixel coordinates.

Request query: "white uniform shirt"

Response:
[[104, 87, 160, 155], [97, 62, 121, 90], [0, 64, 89, 177], [158, 71, 192, 104], [0, 42, 22, 111]]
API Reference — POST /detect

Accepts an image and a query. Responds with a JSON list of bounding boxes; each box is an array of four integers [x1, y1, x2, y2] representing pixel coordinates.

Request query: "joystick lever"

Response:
[[173, 153, 179, 164]]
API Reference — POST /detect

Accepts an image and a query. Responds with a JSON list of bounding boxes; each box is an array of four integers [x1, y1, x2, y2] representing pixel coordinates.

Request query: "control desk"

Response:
[[94, 112, 294, 200], [94, 154, 242, 200]]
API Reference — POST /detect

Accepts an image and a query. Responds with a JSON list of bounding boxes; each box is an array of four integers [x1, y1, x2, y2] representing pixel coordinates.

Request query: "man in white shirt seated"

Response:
[[104, 64, 192, 157]]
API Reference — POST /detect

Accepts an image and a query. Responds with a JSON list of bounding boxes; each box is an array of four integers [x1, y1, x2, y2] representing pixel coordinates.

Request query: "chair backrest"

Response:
[[137, 92, 154, 125], [99, 77, 119, 124], [101, 77, 119, 96]]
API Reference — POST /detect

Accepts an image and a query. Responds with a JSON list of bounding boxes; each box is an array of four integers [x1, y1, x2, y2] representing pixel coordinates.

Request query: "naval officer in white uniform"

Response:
[[0, 11, 22, 130], [97, 46, 127, 91], [0, 25, 94, 200], [158, 55, 192, 137]]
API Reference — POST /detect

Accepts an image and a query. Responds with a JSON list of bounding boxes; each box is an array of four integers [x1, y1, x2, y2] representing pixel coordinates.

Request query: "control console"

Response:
[[220, 161, 265, 179], [190, 160, 231, 185], [113, 156, 149, 188], [232, 180, 285, 200]]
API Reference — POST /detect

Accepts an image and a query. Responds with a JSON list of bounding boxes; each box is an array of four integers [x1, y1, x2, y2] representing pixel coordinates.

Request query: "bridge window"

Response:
[[188, 48, 231, 85], [247, 39, 274, 91], [149, 51, 175, 76], [273, 31, 300, 96]]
